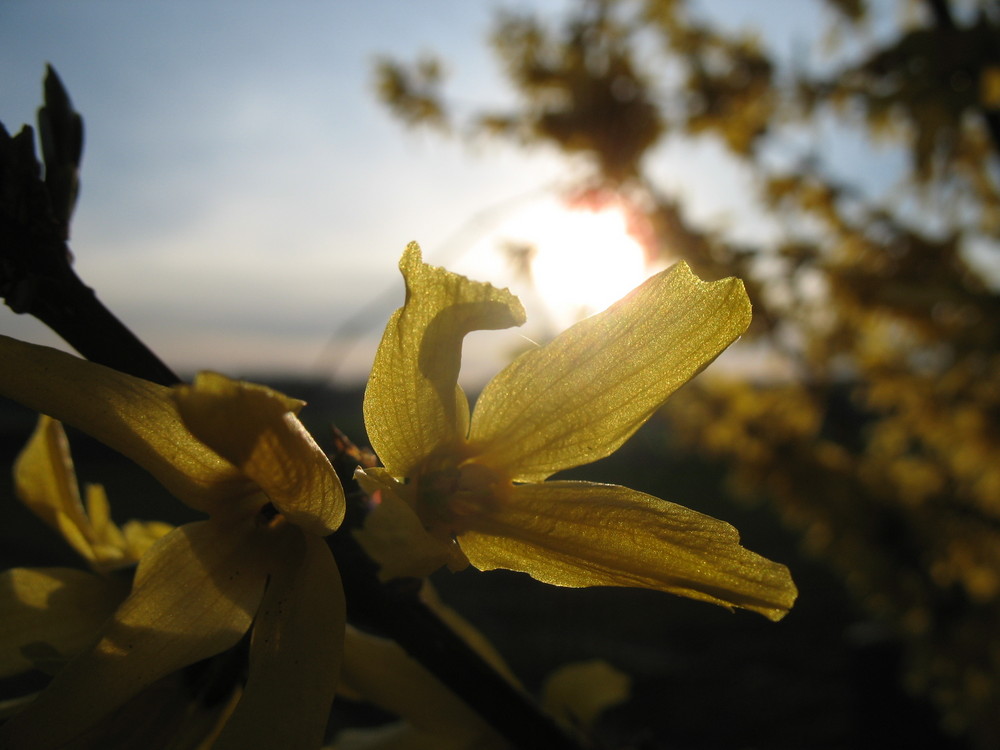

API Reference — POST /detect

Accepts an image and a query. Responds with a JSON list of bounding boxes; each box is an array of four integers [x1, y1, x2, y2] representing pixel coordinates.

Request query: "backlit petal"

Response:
[[174, 372, 345, 535], [0, 520, 270, 749], [82, 484, 131, 570], [364, 243, 525, 477], [214, 528, 345, 750], [13, 415, 95, 563], [458, 481, 796, 620], [0, 335, 250, 513], [0, 568, 126, 678], [13, 417, 140, 572], [121, 519, 175, 561], [469, 262, 751, 481]]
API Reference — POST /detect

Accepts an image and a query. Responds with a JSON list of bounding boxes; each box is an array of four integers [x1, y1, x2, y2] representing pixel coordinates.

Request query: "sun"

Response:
[[496, 197, 656, 329]]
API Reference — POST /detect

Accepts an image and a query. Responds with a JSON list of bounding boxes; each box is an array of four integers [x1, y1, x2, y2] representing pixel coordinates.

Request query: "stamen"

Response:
[[255, 502, 286, 530]]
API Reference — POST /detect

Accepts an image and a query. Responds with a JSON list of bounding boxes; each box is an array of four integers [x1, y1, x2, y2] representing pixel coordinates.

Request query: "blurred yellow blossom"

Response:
[[541, 659, 630, 732], [357, 243, 796, 620], [0, 335, 346, 750]]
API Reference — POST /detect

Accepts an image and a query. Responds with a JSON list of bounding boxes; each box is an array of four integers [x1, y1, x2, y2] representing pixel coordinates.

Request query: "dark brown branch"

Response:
[[1, 245, 181, 387], [0, 71, 179, 387], [328, 434, 588, 750]]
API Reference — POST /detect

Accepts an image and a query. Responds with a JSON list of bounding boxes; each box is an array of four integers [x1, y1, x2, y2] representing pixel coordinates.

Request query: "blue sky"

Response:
[[0, 1, 904, 385], [1, 2, 581, 383]]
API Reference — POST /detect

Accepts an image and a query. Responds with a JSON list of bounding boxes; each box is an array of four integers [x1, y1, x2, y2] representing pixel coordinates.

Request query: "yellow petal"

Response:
[[213, 528, 345, 750], [364, 243, 525, 478], [0, 335, 250, 513], [84, 483, 125, 550], [121, 519, 175, 561], [13, 418, 142, 572], [469, 262, 751, 481], [354, 468, 458, 580], [83, 484, 131, 571], [0, 568, 126, 678], [458, 481, 796, 620], [0, 519, 270, 749], [174, 372, 345, 535], [13, 415, 95, 563]]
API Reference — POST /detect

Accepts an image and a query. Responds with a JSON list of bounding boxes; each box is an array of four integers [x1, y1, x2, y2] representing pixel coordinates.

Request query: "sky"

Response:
[[0, 1, 900, 386]]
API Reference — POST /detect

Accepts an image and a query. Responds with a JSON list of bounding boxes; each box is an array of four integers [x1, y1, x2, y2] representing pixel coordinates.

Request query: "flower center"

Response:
[[415, 459, 506, 536], [254, 501, 287, 531]]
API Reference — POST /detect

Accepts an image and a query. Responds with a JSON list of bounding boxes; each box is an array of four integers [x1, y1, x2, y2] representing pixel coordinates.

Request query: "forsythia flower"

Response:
[[1, 415, 171, 680], [0, 335, 346, 750], [357, 243, 796, 620]]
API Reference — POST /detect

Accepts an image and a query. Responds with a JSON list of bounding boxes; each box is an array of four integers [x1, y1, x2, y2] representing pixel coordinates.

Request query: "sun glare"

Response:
[[502, 199, 654, 328]]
